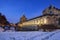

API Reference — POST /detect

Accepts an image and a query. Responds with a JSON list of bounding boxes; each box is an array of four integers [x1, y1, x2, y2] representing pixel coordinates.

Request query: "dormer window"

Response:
[[50, 11, 53, 14]]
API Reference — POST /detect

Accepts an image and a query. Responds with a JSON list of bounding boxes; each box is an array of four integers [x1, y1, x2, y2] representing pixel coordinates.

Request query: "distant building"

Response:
[[18, 5, 60, 27]]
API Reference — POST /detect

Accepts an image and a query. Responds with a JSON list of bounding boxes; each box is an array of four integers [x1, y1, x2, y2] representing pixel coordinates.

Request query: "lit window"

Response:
[[44, 18, 47, 24]]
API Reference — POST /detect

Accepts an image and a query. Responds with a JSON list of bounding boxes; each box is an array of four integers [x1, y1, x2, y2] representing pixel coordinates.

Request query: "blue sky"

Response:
[[0, 0, 60, 23]]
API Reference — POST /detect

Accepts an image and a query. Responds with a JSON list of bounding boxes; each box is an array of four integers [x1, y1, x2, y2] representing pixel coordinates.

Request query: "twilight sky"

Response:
[[0, 0, 60, 23]]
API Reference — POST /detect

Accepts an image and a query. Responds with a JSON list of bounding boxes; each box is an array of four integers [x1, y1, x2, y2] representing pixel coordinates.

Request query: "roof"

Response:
[[43, 5, 60, 13], [26, 14, 58, 22]]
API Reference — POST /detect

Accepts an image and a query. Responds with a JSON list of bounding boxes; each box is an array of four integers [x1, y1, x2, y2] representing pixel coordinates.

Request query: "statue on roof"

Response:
[[48, 5, 55, 9], [0, 12, 2, 16], [42, 5, 60, 15]]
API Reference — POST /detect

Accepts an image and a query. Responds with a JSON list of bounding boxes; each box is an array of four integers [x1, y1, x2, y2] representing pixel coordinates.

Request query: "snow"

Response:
[[0, 30, 60, 40], [0, 27, 4, 32]]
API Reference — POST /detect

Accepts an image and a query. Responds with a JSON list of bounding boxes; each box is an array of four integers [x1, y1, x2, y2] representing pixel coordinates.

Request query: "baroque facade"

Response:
[[18, 5, 60, 28]]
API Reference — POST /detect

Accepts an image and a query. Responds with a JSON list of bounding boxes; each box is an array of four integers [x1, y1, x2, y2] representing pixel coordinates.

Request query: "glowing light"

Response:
[[44, 18, 47, 24]]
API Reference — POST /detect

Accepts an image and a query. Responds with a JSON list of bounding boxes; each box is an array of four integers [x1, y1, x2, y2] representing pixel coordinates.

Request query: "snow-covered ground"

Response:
[[0, 30, 60, 40]]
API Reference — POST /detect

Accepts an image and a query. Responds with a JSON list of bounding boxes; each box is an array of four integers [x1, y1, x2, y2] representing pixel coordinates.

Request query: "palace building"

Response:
[[18, 5, 60, 27]]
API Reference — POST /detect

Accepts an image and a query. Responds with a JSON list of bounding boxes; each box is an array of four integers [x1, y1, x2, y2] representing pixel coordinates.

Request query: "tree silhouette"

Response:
[[0, 13, 10, 26]]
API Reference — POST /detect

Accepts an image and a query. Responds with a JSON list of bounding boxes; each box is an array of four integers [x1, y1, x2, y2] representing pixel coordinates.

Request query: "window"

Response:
[[58, 18, 60, 25], [50, 11, 53, 14]]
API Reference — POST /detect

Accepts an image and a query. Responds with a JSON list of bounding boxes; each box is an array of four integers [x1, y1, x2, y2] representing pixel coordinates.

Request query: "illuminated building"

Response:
[[18, 5, 60, 27]]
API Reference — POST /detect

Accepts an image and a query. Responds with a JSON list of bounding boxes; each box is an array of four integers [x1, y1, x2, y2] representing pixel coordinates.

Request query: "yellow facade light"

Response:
[[44, 18, 47, 24]]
